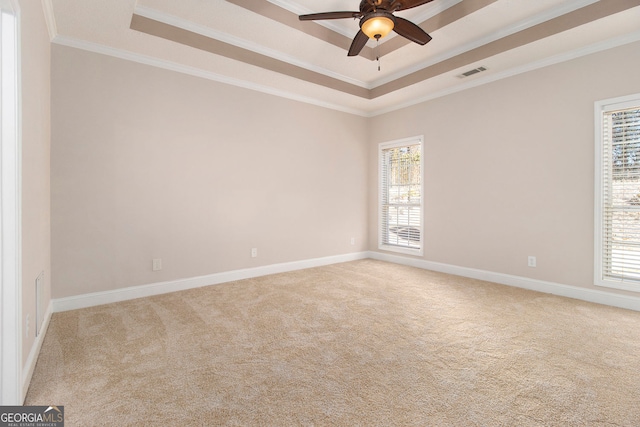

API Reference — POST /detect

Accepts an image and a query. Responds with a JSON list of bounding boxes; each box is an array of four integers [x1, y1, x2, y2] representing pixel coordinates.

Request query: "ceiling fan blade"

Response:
[[348, 30, 369, 56], [298, 11, 360, 21], [390, 0, 435, 12], [393, 16, 432, 45]]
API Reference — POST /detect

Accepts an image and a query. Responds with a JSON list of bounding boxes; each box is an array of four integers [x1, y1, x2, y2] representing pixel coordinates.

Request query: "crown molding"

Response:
[[50, 27, 640, 119], [394, 0, 463, 30], [41, 0, 57, 41], [134, 5, 370, 89], [371, 0, 600, 87], [369, 30, 640, 117], [51, 35, 370, 117], [266, 0, 357, 39]]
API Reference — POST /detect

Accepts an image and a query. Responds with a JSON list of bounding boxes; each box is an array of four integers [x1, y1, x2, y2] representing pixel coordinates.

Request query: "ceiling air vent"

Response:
[[458, 66, 487, 78]]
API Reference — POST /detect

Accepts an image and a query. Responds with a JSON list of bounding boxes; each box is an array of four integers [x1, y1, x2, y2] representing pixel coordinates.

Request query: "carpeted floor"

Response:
[[25, 259, 640, 426]]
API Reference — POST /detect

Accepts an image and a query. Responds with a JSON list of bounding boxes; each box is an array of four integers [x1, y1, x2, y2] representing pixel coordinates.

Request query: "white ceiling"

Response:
[[46, 0, 640, 116]]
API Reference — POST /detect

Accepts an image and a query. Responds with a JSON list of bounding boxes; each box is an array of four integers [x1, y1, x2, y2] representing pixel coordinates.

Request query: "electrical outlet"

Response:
[[251, 248, 258, 258], [36, 271, 44, 337], [152, 258, 162, 271], [528, 256, 537, 268], [350, 237, 355, 245]]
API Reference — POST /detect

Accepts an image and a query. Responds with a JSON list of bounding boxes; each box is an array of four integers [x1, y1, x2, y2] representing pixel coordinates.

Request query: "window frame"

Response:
[[378, 135, 424, 256], [594, 93, 640, 292]]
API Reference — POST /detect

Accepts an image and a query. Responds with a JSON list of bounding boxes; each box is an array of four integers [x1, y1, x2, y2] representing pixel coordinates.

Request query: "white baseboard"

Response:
[[368, 251, 640, 312], [51, 250, 640, 314], [52, 252, 369, 313], [22, 300, 53, 402]]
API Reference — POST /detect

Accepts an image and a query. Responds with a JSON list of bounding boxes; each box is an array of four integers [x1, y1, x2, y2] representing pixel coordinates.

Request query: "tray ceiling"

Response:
[[47, 0, 640, 116]]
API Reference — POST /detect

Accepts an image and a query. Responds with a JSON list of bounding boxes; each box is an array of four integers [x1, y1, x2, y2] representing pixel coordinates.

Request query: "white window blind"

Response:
[[379, 136, 423, 255], [595, 94, 640, 291]]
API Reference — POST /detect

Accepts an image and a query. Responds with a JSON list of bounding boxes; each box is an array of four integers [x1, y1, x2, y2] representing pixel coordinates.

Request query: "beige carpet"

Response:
[[25, 259, 640, 426]]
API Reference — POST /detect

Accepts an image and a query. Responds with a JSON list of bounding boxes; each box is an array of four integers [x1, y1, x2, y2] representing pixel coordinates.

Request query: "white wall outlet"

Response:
[[251, 248, 258, 258], [152, 258, 162, 271], [36, 271, 44, 337], [350, 237, 355, 245], [528, 256, 537, 267]]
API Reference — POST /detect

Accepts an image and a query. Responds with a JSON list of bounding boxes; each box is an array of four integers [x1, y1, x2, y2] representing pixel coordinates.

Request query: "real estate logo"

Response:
[[0, 406, 64, 427]]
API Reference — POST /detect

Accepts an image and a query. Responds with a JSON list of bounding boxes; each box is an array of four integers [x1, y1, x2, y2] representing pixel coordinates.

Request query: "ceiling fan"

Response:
[[298, 0, 435, 57]]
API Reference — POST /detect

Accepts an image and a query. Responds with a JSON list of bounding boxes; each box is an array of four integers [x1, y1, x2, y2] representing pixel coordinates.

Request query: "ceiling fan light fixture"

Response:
[[299, 1, 433, 57], [360, 12, 395, 39]]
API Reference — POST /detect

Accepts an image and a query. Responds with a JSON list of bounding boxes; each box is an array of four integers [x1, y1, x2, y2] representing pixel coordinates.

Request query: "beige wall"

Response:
[[20, 1, 51, 366], [51, 45, 369, 299], [51, 39, 640, 302], [369, 41, 640, 295]]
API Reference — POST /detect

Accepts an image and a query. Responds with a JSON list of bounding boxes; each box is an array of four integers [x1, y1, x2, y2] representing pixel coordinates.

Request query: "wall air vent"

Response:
[[458, 66, 487, 78]]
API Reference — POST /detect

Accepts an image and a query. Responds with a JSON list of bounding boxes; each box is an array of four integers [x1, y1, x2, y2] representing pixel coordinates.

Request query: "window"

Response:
[[595, 94, 640, 291], [379, 136, 424, 256]]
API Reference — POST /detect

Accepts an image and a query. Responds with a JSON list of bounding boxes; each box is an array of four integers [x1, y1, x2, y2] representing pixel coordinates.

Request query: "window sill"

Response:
[[379, 244, 423, 257], [595, 278, 640, 293]]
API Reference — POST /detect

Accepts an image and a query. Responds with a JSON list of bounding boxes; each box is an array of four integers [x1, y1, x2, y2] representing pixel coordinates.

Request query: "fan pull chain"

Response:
[[375, 35, 381, 71]]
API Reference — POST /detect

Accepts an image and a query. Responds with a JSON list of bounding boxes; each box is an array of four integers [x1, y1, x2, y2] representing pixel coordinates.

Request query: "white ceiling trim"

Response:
[[370, 0, 601, 87], [133, 5, 371, 89], [49, 27, 640, 119], [51, 34, 370, 117], [369, 30, 640, 117], [398, 0, 463, 23], [266, 0, 356, 38], [40, 0, 57, 41], [46, 1, 640, 118]]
